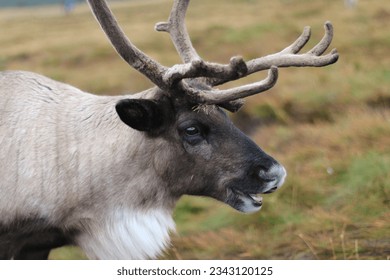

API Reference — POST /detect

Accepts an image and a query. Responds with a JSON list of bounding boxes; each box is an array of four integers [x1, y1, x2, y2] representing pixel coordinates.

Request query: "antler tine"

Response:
[[242, 21, 339, 75], [308, 21, 335, 55], [155, 0, 200, 63], [210, 21, 339, 86], [155, 0, 252, 94], [181, 66, 279, 105], [280, 26, 311, 55], [87, 0, 169, 90]]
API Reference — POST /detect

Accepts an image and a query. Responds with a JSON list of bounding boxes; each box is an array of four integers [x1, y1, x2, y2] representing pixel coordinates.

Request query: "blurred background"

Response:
[[0, 0, 388, 259]]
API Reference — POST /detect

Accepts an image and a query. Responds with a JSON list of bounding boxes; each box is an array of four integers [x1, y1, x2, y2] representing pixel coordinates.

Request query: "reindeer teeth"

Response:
[[249, 194, 263, 203]]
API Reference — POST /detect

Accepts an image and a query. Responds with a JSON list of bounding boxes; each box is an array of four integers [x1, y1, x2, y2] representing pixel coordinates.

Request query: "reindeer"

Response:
[[0, 0, 338, 259]]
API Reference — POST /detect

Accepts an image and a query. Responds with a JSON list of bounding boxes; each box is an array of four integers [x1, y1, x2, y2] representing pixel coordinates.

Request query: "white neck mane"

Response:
[[76, 208, 175, 259]]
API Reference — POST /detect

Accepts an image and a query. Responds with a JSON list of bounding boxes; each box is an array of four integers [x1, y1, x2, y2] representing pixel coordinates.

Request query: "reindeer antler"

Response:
[[87, 0, 338, 111], [87, 0, 170, 91], [155, 0, 199, 64], [209, 22, 339, 87], [154, 0, 276, 105]]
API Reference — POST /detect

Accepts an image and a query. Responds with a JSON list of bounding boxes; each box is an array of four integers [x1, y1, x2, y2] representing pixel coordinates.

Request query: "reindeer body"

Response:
[[0, 71, 176, 259], [0, 0, 338, 259], [0, 70, 283, 259]]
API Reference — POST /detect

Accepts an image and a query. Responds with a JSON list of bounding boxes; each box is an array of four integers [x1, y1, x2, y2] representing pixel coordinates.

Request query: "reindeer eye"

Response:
[[179, 123, 205, 145], [185, 126, 200, 136]]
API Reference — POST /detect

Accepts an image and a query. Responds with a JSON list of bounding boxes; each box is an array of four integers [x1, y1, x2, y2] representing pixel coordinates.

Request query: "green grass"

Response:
[[329, 152, 389, 217], [0, 0, 389, 259]]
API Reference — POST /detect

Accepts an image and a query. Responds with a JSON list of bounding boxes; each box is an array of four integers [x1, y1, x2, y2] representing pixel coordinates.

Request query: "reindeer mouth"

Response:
[[225, 165, 286, 213], [248, 193, 263, 206], [227, 189, 264, 213]]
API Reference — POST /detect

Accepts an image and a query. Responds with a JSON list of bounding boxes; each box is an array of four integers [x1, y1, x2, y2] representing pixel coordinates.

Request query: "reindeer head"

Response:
[[87, 0, 338, 213]]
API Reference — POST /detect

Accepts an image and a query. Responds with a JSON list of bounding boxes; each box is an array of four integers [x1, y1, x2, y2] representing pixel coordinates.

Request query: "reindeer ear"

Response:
[[115, 99, 164, 132]]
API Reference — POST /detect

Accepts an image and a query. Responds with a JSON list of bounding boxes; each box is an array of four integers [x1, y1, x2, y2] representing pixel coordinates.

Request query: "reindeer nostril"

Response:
[[256, 164, 287, 193], [257, 167, 272, 182]]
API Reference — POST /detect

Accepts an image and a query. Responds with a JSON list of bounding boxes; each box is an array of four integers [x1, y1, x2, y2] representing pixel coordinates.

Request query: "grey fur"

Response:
[[0, 70, 177, 219]]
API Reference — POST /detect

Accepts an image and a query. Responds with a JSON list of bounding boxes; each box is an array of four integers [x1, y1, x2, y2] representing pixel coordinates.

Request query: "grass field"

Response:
[[0, 0, 389, 259]]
